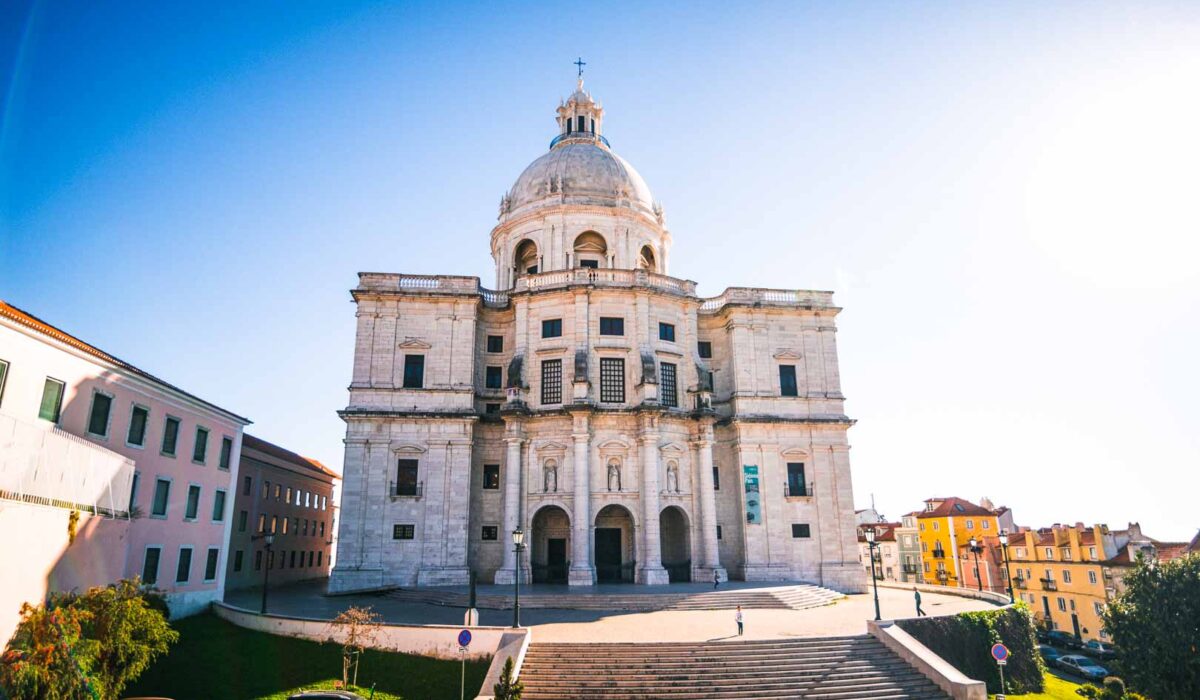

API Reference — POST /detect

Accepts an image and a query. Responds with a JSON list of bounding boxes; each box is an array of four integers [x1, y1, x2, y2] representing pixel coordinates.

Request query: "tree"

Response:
[[1102, 551, 1200, 699], [0, 602, 101, 700], [492, 656, 523, 700], [329, 606, 382, 688]]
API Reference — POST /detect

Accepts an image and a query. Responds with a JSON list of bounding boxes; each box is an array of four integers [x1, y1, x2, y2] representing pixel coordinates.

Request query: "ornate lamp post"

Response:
[[252, 533, 275, 614], [511, 526, 526, 628], [999, 529, 1015, 603], [865, 527, 881, 621], [968, 537, 985, 592]]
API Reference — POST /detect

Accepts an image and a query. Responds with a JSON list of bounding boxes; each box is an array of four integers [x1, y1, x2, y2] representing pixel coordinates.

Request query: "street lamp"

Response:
[[969, 537, 984, 592], [865, 528, 881, 621], [511, 527, 526, 629], [999, 529, 1015, 604], [252, 533, 275, 614]]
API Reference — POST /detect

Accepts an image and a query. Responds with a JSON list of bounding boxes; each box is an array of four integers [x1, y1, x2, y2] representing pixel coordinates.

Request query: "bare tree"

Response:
[[329, 606, 383, 688]]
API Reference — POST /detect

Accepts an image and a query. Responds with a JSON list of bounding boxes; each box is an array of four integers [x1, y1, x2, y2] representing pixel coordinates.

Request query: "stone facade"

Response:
[[329, 80, 866, 594]]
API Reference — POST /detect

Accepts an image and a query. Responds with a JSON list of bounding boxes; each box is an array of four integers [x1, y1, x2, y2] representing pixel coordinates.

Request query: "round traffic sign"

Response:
[[458, 629, 472, 647], [991, 643, 1009, 662]]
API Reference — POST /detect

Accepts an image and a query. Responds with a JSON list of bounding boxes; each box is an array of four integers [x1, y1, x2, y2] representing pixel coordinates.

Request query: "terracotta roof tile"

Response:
[[916, 497, 994, 519], [243, 434, 340, 481]]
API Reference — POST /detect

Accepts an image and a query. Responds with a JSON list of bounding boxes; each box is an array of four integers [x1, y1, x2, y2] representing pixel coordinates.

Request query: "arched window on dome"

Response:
[[574, 232, 608, 269], [638, 245, 658, 273], [590, 117, 595, 133], [515, 239, 539, 276], [577, 115, 586, 133]]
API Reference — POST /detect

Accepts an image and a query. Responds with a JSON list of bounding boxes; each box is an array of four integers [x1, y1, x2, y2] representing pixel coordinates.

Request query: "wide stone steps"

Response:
[[385, 584, 843, 611], [519, 636, 949, 699]]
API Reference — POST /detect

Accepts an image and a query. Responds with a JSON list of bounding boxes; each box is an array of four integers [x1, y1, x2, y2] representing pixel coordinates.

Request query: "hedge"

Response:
[[895, 603, 1045, 694]]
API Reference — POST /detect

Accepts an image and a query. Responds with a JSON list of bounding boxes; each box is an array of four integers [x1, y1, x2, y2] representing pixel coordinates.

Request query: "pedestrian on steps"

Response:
[[713, 569, 720, 590], [735, 605, 744, 636], [914, 587, 927, 617]]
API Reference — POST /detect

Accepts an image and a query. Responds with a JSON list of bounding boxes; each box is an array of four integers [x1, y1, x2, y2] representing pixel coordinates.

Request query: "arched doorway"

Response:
[[638, 244, 657, 272], [660, 506, 692, 582], [530, 505, 570, 584], [573, 231, 607, 268], [515, 239, 539, 276], [594, 504, 636, 583]]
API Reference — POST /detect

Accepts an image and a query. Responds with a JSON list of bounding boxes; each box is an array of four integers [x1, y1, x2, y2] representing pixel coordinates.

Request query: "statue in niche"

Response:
[[543, 459, 558, 493], [666, 461, 679, 493], [607, 459, 622, 492]]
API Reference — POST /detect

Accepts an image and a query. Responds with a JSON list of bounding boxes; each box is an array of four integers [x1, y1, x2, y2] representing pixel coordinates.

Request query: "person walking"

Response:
[[914, 587, 927, 617], [735, 605, 744, 636], [713, 569, 720, 590]]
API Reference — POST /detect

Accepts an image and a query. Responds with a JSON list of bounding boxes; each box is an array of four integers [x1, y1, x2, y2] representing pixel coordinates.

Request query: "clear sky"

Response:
[[2, 2, 1197, 540]]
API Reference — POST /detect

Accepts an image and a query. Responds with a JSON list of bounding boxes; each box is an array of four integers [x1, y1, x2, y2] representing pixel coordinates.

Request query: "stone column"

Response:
[[569, 417, 595, 585], [694, 425, 724, 578], [638, 415, 669, 584], [494, 432, 524, 585]]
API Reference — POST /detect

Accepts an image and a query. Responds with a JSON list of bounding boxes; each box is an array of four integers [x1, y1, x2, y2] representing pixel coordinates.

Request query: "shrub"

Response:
[[896, 602, 1044, 694]]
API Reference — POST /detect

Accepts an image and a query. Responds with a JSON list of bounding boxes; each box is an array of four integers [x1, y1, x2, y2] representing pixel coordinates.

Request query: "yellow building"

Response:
[[1008, 524, 1113, 642], [916, 497, 1006, 588]]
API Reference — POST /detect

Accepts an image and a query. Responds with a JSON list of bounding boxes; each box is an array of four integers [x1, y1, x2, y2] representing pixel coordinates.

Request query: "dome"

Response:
[[506, 140, 656, 216]]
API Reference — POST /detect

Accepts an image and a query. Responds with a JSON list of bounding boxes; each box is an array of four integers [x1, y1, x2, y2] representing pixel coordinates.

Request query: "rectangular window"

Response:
[[0, 359, 8, 406], [290, 551, 296, 568], [697, 341, 712, 359], [1094, 601, 1103, 615], [270, 515, 278, 533], [242, 476, 252, 496], [402, 355, 425, 388], [396, 459, 419, 496], [274, 484, 281, 500], [1057, 597, 1067, 612], [1045, 547, 1054, 559], [317, 551, 323, 567], [599, 317, 624, 336], [204, 548, 219, 581], [142, 547, 161, 584], [966, 520, 975, 529], [786, 462, 807, 496], [658, 322, 675, 342], [321, 495, 327, 510], [487, 335, 504, 353], [238, 510, 248, 532], [716, 525, 723, 540], [219, 436, 233, 470], [485, 402, 500, 414], [485, 366, 503, 389], [579, 259, 599, 269], [481, 525, 498, 540], [233, 550, 244, 573], [82, 393, 109, 436], [308, 551, 314, 567], [541, 359, 562, 404], [600, 357, 624, 403], [261, 480, 269, 500], [792, 523, 812, 538], [393, 524, 415, 540], [483, 464, 500, 490], [541, 318, 562, 338], [192, 427, 209, 463], [124, 404, 148, 446], [286, 487, 292, 503], [162, 416, 180, 455], [320, 521, 326, 537], [257, 513, 266, 532], [305, 492, 311, 508], [779, 365, 799, 397], [38, 377, 65, 422], [176, 548, 192, 583], [185, 485, 201, 520], [1063, 570, 1072, 583], [1088, 570, 1098, 584], [660, 362, 678, 407], [282, 517, 290, 535], [212, 490, 226, 521], [712, 466, 720, 490], [129, 472, 140, 509], [151, 479, 170, 517]]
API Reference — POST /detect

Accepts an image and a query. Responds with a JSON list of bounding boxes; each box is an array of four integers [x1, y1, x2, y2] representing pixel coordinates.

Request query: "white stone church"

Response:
[[329, 78, 866, 594]]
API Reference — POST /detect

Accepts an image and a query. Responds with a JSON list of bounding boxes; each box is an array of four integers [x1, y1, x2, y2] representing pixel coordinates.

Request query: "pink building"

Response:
[[0, 301, 250, 641], [956, 534, 1011, 595]]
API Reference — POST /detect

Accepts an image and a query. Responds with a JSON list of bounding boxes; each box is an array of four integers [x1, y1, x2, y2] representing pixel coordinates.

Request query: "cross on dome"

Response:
[[574, 57, 586, 78]]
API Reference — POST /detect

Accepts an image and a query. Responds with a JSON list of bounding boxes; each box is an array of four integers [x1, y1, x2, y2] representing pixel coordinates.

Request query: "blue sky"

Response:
[[2, 2, 1197, 539]]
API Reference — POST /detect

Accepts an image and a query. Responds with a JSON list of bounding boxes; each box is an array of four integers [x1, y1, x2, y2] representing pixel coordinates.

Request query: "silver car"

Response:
[[1056, 654, 1109, 681]]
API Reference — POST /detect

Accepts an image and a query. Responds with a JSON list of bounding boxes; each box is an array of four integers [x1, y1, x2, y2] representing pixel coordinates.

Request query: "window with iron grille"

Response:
[[395, 459, 419, 496], [660, 362, 678, 407], [600, 357, 624, 403], [393, 524, 415, 540], [481, 526, 498, 540], [541, 359, 562, 404]]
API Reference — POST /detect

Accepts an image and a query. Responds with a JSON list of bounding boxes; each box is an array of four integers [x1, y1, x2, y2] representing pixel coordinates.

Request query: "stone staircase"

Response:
[[519, 636, 949, 699], [386, 584, 843, 611]]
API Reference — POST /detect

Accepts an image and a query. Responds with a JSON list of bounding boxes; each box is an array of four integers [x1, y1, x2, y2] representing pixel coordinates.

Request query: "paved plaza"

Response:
[[225, 579, 995, 643]]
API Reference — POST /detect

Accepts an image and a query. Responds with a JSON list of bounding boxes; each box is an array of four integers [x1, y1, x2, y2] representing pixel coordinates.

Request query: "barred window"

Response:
[[393, 524, 415, 540], [481, 526, 498, 540], [600, 357, 625, 403], [541, 359, 562, 404], [660, 362, 678, 407]]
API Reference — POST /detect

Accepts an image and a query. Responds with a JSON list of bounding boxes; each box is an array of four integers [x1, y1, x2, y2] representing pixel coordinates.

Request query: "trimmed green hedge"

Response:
[[896, 603, 1045, 694]]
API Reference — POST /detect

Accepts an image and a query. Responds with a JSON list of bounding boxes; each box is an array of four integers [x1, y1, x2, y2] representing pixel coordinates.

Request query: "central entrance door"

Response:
[[546, 538, 567, 583], [595, 528, 623, 582]]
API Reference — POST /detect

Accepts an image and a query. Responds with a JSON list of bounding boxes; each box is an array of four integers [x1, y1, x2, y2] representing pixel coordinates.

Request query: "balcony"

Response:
[[935, 570, 949, 582], [1014, 577, 1029, 589], [0, 412, 135, 517], [1040, 577, 1058, 591], [389, 480, 424, 501], [784, 480, 815, 498], [515, 268, 698, 297], [931, 550, 946, 559], [902, 563, 919, 574]]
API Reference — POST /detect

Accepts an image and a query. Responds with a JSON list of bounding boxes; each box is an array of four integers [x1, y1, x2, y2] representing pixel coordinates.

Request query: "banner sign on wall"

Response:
[[743, 465, 761, 524]]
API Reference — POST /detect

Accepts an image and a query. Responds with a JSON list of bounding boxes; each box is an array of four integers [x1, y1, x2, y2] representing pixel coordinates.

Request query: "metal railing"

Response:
[[389, 480, 423, 501], [1014, 577, 1029, 589], [1039, 577, 1058, 591], [932, 550, 946, 559], [549, 132, 611, 149], [784, 481, 815, 498], [902, 563, 919, 574], [0, 412, 134, 518]]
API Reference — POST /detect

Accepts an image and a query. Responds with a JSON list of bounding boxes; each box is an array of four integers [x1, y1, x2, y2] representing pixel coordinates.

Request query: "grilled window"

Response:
[[600, 357, 625, 403], [393, 524, 415, 540], [541, 359, 562, 404], [481, 526, 498, 540], [660, 362, 678, 407]]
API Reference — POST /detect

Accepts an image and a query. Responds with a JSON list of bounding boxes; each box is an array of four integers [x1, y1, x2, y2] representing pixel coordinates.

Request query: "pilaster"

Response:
[[637, 413, 669, 584]]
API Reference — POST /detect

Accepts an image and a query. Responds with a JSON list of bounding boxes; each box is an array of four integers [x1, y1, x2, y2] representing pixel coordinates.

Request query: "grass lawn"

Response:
[[124, 613, 490, 700], [991, 671, 1088, 699]]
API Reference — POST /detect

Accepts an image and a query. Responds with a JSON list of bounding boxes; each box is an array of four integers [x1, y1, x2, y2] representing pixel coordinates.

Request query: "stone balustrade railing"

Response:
[[513, 267, 699, 296], [697, 287, 835, 312]]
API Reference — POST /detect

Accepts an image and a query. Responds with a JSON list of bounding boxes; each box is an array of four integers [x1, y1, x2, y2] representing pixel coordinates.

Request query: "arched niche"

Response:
[[638, 244, 657, 272], [515, 239, 539, 275], [573, 231, 608, 269]]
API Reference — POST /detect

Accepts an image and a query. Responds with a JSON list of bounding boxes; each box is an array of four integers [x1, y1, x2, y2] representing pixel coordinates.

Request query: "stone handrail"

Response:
[[513, 268, 698, 296], [869, 620, 986, 700]]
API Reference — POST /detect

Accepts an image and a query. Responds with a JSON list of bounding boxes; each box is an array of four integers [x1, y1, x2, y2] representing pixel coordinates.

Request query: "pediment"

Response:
[[535, 440, 569, 452], [598, 439, 631, 451], [398, 337, 432, 350], [390, 442, 427, 454], [780, 447, 810, 459], [773, 349, 803, 360], [659, 442, 688, 456]]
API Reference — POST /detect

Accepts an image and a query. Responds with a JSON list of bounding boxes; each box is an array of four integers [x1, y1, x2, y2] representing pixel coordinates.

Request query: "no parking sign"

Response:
[[991, 643, 1009, 699], [458, 629, 472, 649]]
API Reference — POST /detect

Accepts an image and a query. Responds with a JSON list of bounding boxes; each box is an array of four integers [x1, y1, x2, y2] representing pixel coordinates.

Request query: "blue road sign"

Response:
[[991, 643, 1009, 662], [458, 629, 472, 648]]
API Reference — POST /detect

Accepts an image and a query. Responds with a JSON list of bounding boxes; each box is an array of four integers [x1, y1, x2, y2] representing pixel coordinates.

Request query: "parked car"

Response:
[[1056, 654, 1110, 681], [1039, 644, 1064, 663], [1047, 630, 1083, 649], [286, 692, 366, 700], [1084, 640, 1118, 659]]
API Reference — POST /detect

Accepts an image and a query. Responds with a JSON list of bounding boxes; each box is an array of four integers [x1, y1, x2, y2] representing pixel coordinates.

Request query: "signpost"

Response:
[[458, 629, 472, 700], [991, 643, 1009, 700]]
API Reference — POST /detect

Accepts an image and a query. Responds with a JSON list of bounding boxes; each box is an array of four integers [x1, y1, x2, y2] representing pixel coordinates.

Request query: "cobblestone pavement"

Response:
[[224, 579, 995, 642]]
